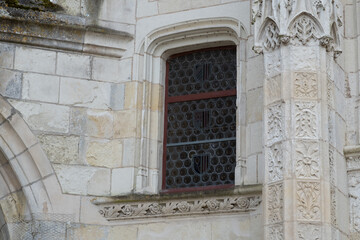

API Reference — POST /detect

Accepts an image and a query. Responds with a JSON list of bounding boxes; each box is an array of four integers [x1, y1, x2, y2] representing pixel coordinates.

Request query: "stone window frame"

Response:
[[134, 18, 248, 194]]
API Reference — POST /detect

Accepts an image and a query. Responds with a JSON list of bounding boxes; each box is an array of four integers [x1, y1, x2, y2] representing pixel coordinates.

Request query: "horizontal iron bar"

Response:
[[166, 137, 236, 147]]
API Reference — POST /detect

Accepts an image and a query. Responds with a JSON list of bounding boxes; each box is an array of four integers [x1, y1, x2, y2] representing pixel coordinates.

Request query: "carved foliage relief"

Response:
[[267, 103, 284, 144], [295, 141, 320, 179], [297, 182, 321, 221], [295, 102, 317, 138], [268, 183, 284, 224], [263, 21, 280, 51], [268, 143, 283, 182], [294, 72, 317, 98], [291, 15, 318, 45], [268, 224, 284, 240], [348, 173, 360, 232]]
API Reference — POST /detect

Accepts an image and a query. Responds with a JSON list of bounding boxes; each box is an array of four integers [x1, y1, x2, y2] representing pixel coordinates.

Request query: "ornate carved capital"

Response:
[[252, 0, 343, 53]]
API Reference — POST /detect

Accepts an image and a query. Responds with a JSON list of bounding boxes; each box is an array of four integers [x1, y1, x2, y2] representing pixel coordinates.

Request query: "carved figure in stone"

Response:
[[297, 182, 321, 220], [268, 184, 284, 223], [294, 72, 317, 98], [297, 224, 321, 240], [291, 15, 318, 45], [295, 141, 320, 179], [295, 102, 317, 138], [268, 143, 283, 182]]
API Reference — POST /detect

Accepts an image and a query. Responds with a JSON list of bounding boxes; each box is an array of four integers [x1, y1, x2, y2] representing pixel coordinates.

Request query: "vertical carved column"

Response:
[[252, 0, 343, 239]]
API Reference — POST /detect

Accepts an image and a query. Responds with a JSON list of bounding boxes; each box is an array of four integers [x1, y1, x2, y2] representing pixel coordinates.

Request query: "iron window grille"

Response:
[[163, 46, 237, 192]]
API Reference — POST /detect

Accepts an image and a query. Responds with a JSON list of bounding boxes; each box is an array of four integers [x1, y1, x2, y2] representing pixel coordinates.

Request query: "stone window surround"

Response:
[[134, 17, 248, 195]]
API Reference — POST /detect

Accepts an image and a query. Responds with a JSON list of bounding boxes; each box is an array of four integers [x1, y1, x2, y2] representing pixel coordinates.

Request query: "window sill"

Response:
[[92, 184, 262, 221]]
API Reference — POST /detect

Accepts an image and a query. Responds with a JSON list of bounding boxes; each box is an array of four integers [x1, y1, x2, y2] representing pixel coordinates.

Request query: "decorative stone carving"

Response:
[[294, 72, 317, 98], [291, 15, 318, 45], [329, 147, 335, 185], [330, 186, 337, 226], [295, 141, 320, 179], [297, 182, 321, 221], [263, 21, 280, 51], [347, 156, 360, 171], [252, 0, 263, 24], [266, 76, 282, 103], [267, 184, 284, 224], [268, 224, 284, 240], [297, 224, 321, 240], [348, 173, 360, 232], [268, 143, 283, 182], [97, 195, 262, 220], [267, 103, 284, 144], [295, 102, 317, 138]]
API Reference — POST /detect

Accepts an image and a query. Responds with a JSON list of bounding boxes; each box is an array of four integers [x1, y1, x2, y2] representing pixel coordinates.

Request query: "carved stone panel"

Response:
[[267, 103, 284, 145], [263, 21, 280, 51], [297, 223, 321, 240], [294, 72, 317, 99], [290, 15, 318, 45], [295, 141, 320, 179], [296, 182, 321, 221], [348, 173, 360, 232], [267, 183, 284, 224], [268, 143, 283, 182], [295, 102, 318, 139], [268, 224, 284, 240]]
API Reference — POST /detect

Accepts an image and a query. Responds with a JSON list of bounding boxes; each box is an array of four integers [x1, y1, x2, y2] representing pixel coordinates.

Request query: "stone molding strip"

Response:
[[344, 145, 360, 171], [93, 185, 262, 221], [0, 7, 133, 58]]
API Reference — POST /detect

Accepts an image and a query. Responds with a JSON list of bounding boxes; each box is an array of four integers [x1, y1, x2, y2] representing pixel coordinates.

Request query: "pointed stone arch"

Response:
[[256, 17, 280, 52], [288, 12, 324, 45]]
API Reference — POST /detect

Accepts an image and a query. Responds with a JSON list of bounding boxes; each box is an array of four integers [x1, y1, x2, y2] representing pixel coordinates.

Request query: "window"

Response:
[[162, 46, 237, 192]]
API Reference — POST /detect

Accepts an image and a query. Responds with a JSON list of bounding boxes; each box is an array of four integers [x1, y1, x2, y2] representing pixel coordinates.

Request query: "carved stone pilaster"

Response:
[[255, 1, 344, 239]]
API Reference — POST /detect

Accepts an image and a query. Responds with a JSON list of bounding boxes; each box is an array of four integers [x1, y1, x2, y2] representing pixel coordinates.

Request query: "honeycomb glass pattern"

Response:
[[167, 48, 237, 97], [164, 47, 237, 190]]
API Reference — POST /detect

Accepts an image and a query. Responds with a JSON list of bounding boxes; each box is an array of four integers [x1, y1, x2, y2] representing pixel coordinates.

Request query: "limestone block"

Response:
[[288, 46, 318, 71], [124, 81, 143, 110], [98, 0, 136, 24], [136, 0, 158, 18], [92, 57, 132, 83], [0, 43, 14, 69], [8, 159, 28, 186], [108, 225, 138, 240], [25, 180, 51, 213], [246, 121, 263, 155], [247, 87, 263, 123], [113, 110, 138, 138], [22, 73, 59, 103], [79, 197, 108, 225], [122, 138, 138, 167], [158, 0, 192, 13], [87, 168, 111, 196], [86, 110, 114, 138], [70, 108, 87, 135], [59, 77, 111, 109], [68, 225, 107, 240], [8, 113, 38, 149], [0, 163, 21, 192], [28, 144, 54, 178], [110, 83, 125, 111], [257, 153, 264, 184], [111, 167, 134, 195], [14, 47, 56, 74], [0, 172, 10, 199], [151, 84, 164, 111], [191, 0, 220, 9], [9, 100, 70, 133], [55, 0, 81, 15], [211, 216, 250, 240], [16, 150, 41, 184], [345, 4, 356, 38], [53, 164, 97, 195], [245, 154, 257, 185], [86, 139, 123, 168], [247, 56, 265, 90], [56, 53, 91, 79], [0, 121, 27, 156], [38, 135, 80, 165], [0, 191, 29, 223], [0, 69, 22, 99], [137, 220, 211, 240]]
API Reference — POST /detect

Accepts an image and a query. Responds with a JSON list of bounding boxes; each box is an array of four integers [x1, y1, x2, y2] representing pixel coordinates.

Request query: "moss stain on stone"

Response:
[[4, 0, 62, 12]]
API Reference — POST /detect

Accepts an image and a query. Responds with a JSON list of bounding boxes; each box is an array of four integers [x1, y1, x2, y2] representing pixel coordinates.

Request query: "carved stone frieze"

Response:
[[297, 223, 321, 240], [97, 195, 262, 220], [268, 224, 284, 240], [296, 181, 321, 221], [267, 103, 284, 145], [294, 72, 317, 98], [295, 102, 317, 138], [295, 141, 320, 179], [267, 183, 284, 224], [268, 143, 283, 182]]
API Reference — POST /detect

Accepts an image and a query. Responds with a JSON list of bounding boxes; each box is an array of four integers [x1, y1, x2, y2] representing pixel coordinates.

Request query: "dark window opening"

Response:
[[163, 46, 237, 192]]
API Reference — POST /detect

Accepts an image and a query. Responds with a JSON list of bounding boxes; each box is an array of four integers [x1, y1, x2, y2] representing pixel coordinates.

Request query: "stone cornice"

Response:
[[0, 6, 133, 58], [252, 0, 343, 54], [92, 185, 262, 221]]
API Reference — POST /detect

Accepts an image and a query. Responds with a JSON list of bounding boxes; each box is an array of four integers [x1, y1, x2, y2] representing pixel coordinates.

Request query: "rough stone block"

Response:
[[247, 87, 263, 123], [14, 47, 56, 74], [86, 110, 114, 138], [59, 77, 111, 109], [56, 53, 91, 79], [0, 69, 22, 99], [22, 73, 59, 103], [10, 101, 70, 133], [0, 43, 15, 69], [38, 135, 80, 165], [111, 167, 134, 195], [92, 57, 132, 83], [113, 110, 138, 138], [86, 139, 123, 168]]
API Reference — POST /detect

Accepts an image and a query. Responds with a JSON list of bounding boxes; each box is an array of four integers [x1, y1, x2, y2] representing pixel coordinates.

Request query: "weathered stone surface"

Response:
[[0, 69, 22, 99], [113, 110, 138, 138], [14, 47, 56, 74], [110, 83, 125, 111], [38, 135, 80, 164], [87, 168, 111, 196], [86, 139, 122, 168], [57, 52, 91, 79], [22, 73, 59, 103], [0, 43, 14, 69], [86, 110, 113, 138], [92, 57, 132, 83]]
